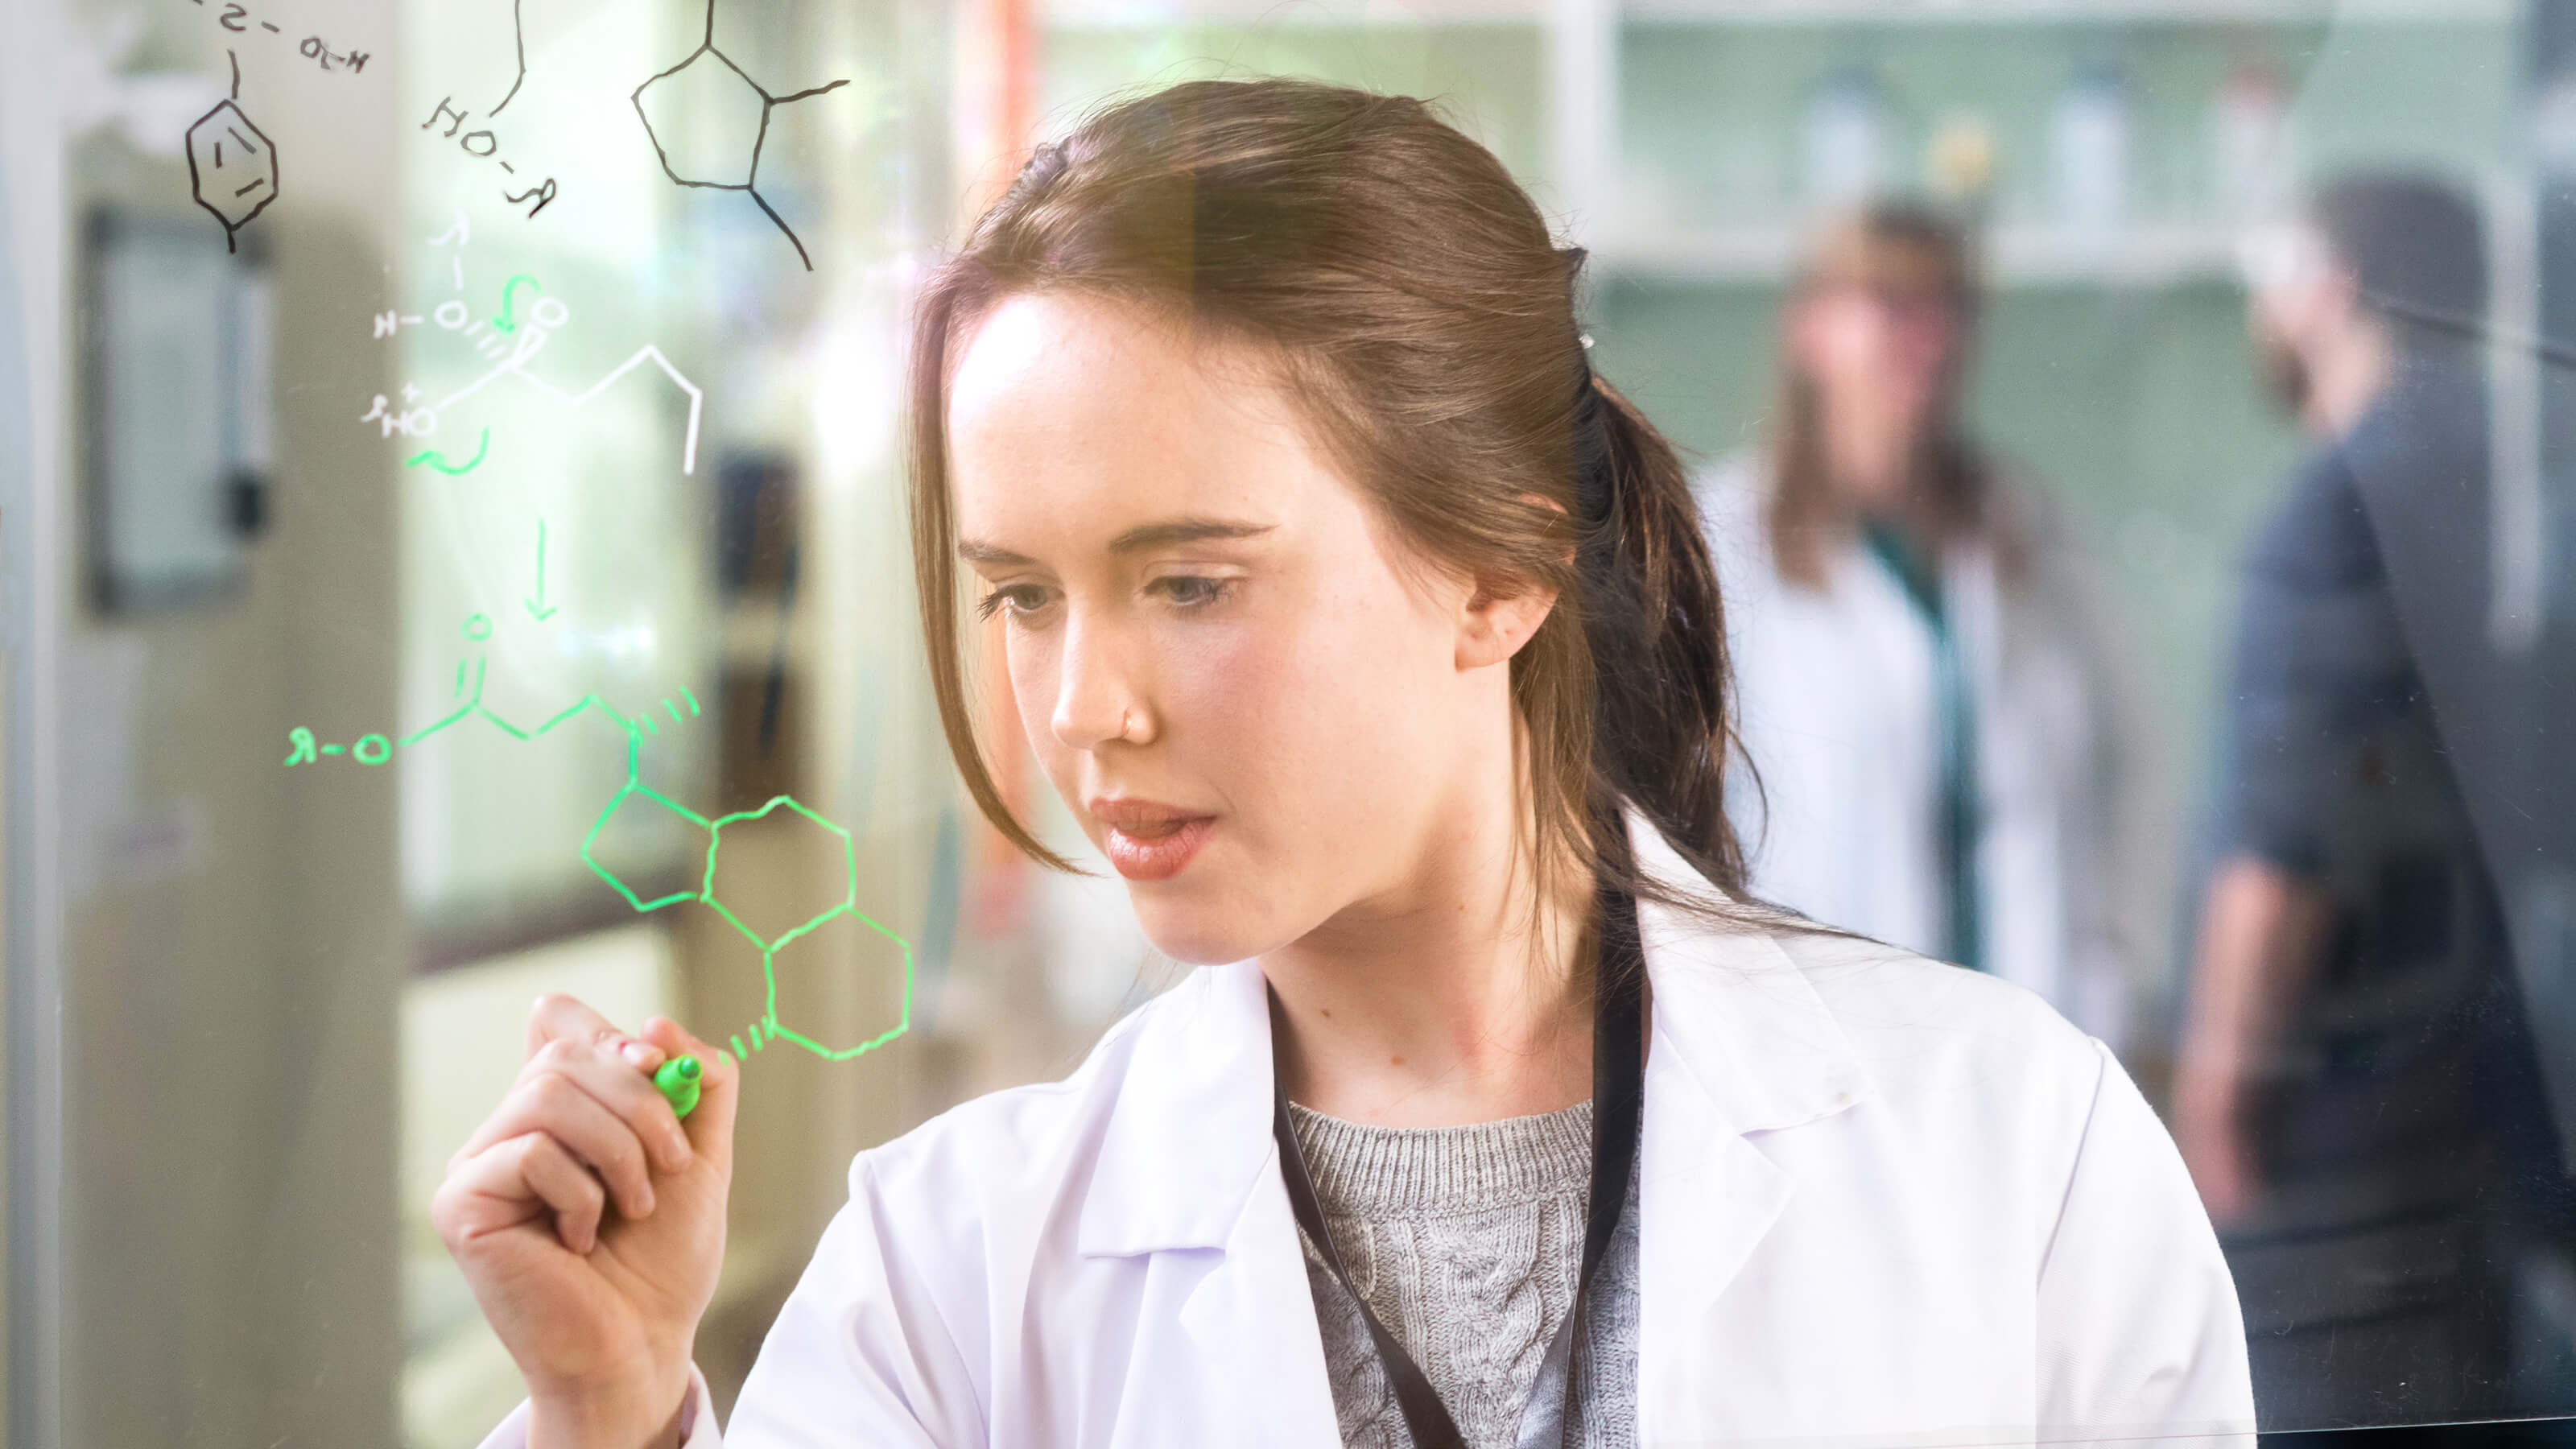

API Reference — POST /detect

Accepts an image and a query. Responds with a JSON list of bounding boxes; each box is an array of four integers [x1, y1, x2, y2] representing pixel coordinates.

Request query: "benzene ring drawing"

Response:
[[188, 52, 279, 253], [631, 1, 848, 271]]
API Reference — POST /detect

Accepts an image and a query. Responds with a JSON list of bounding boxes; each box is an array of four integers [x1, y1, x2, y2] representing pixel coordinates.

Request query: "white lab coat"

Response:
[[480, 824, 2252, 1448], [1697, 456, 2165, 1049]]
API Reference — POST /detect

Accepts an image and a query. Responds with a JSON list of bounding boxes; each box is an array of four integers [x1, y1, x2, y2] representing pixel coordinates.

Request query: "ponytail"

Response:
[[1568, 323, 1748, 906]]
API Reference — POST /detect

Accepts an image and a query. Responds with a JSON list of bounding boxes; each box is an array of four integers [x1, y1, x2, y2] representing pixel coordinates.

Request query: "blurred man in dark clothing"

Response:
[[2176, 174, 2571, 1430]]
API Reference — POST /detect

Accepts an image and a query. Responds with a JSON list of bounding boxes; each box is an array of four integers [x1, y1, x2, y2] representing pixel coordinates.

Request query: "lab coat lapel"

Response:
[[1631, 823, 1873, 1435], [1075, 825, 1876, 1443], [1075, 962, 1278, 1257], [1075, 961, 1342, 1445]]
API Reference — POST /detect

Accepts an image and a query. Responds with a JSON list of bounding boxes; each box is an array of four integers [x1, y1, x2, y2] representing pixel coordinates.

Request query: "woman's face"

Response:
[[945, 292, 1537, 964], [1787, 275, 1965, 436]]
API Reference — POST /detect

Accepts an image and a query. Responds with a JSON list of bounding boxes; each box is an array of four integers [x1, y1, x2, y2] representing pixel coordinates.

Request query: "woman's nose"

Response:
[[1050, 616, 1150, 750]]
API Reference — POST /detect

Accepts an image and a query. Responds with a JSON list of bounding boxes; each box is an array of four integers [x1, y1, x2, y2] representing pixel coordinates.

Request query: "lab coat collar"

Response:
[[1629, 816, 1874, 1137], [1073, 813, 1872, 1261], [1076, 958, 1279, 1257], [1629, 824, 1874, 1411]]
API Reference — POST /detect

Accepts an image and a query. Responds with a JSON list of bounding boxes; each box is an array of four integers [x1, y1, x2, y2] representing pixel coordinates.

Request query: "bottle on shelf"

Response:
[[1804, 65, 1888, 212], [2212, 60, 2295, 225], [2050, 61, 2132, 236]]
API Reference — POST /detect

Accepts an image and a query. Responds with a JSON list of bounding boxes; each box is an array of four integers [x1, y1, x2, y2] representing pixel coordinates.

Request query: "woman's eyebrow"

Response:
[[1106, 518, 1275, 554], [956, 539, 1036, 567], [956, 519, 1274, 566]]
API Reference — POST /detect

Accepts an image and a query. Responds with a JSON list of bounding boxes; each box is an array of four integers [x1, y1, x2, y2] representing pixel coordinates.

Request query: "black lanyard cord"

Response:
[[1271, 877, 1648, 1449]]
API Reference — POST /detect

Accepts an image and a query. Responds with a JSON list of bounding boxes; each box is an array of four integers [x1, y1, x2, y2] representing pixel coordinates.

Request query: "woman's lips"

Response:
[[1090, 800, 1216, 882]]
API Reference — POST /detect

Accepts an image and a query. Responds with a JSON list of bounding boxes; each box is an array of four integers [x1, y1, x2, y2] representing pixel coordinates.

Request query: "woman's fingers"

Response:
[[519, 993, 685, 1158], [456, 1046, 683, 1219], [525, 992, 636, 1061], [514, 1133, 610, 1253], [440, 997, 719, 1253], [526, 993, 617, 1059], [436, 1131, 609, 1255], [497, 1033, 694, 1173], [497, 1072, 655, 1218]]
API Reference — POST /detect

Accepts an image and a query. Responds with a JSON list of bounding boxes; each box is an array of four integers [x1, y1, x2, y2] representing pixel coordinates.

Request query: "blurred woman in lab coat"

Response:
[[1699, 204, 2162, 1048]]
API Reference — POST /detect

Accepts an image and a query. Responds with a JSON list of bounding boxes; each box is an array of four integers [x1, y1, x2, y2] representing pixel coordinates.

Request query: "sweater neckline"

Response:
[[1284, 1099, 1594, 1217]]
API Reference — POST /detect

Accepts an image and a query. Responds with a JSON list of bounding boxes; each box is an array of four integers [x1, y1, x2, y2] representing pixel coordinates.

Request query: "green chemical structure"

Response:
[[282, 609, 914, 1067]]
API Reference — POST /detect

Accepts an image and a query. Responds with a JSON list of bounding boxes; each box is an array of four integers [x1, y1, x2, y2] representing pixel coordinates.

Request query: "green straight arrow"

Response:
[[525, 519, 558, 621]]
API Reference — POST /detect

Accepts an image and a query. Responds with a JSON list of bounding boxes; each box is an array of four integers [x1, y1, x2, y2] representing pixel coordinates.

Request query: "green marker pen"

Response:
[[654, 1055, 702, 1120]]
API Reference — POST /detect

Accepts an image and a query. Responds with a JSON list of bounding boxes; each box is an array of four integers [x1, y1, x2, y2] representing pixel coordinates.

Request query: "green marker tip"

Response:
[[654, 1054, 702, 1120]]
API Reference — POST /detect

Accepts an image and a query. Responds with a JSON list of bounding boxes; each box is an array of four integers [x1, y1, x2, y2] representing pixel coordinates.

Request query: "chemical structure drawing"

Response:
[[281, 601, 914, 1065], [420, 93, 559, 218], [630, 0, 848, 271], [488, 0, 536, 116], [702, 797, 914, 1063], [366, 232, 704, 475], [188, 0, 373, 74], [435, 341, 705, 475], [186, 54, 277, 252]]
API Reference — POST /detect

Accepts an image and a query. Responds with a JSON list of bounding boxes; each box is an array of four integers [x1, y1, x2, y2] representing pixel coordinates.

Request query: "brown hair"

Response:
[[909, 78, 1749, 918], [1767, 202, 2008, 587]]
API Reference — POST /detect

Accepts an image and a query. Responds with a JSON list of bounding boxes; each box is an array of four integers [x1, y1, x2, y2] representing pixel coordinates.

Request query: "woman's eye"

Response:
[[976, 584, 1050, 620], [1153, 576, 1234, 609]]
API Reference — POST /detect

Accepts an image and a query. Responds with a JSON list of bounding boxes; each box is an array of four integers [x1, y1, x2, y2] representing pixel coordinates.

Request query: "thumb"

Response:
[[638, 1016, 740, 1176]]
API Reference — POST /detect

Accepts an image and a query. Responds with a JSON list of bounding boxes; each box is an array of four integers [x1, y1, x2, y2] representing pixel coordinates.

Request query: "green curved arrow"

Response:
[[405, 428, 489, 475], [493, 274, 541, 333]]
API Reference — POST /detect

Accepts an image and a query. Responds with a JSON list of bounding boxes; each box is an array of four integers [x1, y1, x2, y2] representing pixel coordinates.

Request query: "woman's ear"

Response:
[[1456, 489, 1569, 670], [1458, 577, 1559, 672]]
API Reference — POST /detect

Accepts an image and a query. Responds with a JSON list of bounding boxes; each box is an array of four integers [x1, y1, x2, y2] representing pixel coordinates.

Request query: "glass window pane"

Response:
[[9, 0, 2576, 1440]]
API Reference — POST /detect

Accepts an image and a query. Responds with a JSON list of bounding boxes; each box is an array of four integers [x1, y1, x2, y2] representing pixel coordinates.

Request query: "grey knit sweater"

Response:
[[1286, 1100, 1640, 1449]]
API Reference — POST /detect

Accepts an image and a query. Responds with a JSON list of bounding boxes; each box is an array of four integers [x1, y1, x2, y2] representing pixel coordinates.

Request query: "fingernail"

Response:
[[620, 1040, 659, 1070], [669, 1131, 695, 1169]]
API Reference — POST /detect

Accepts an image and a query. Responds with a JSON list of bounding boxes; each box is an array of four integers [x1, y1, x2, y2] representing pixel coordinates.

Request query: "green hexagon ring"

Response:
[[759, 906, 914, 1062], [702, 795, 861, 950], [583, 782, 712, 912]]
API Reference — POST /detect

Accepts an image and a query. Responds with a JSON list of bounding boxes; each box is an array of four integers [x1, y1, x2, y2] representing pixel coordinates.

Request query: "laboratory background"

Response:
[[5, 0, 2576, 1443]]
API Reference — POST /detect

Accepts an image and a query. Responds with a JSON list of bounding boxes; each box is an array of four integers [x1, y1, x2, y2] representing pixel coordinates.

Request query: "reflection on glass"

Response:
[[1702, 203, 2153, 1049], [2182, 172, 2576, 1430], [13, 0, 2576, 1441]]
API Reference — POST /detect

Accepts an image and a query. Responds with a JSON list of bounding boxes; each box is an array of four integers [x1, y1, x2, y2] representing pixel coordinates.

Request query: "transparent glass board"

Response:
[[5, 0, 2575, 1443]]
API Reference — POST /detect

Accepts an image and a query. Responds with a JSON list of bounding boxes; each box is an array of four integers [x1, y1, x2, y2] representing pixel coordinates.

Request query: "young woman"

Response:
[[1697, 205, 2157, 1047], [436, 81, 2251, 1449]]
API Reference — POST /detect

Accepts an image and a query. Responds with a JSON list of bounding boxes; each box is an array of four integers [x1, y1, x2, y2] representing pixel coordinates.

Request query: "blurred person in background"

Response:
[[2176, 172, 2570, 1426], [1697, 203, 2156, 1048]]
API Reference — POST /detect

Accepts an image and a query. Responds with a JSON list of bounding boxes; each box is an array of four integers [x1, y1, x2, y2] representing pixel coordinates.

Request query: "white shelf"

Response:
[[1042, 0, 1545, 28], [1042, 0, 2508, 27], [1616, 0, 2508, 22], [1593, 220, 2244, 285]]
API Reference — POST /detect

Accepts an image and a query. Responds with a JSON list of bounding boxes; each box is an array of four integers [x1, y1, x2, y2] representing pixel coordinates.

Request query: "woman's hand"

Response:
[[431, 996, 739, 1449]]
